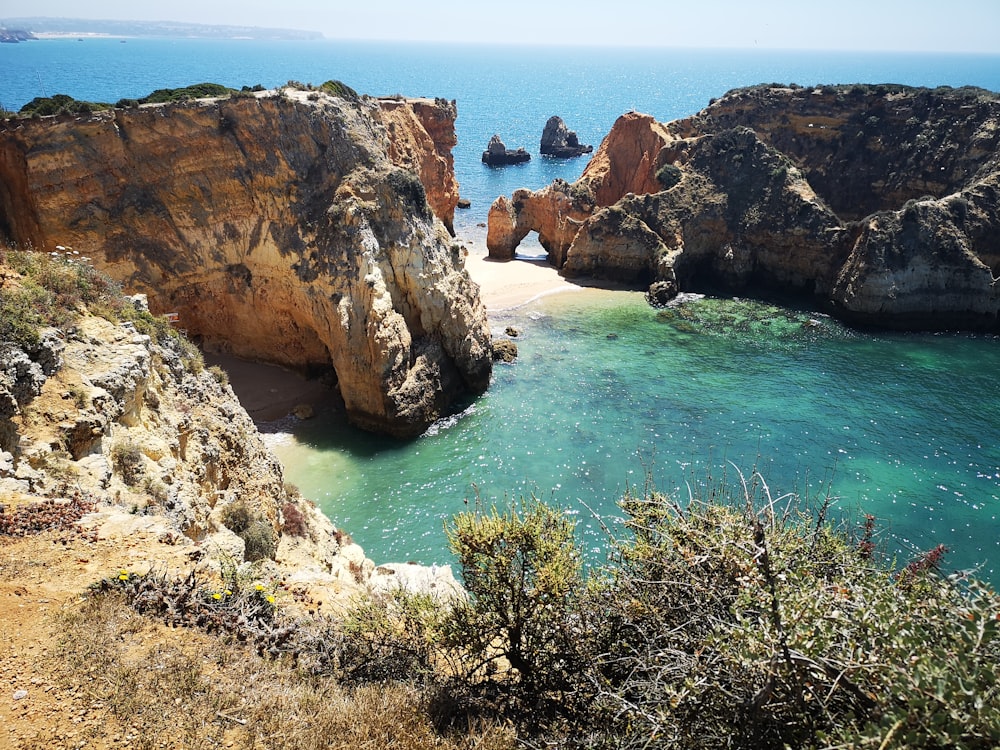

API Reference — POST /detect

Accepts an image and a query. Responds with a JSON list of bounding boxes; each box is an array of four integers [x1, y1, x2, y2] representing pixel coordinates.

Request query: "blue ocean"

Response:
[[3, 38, 999, 581]]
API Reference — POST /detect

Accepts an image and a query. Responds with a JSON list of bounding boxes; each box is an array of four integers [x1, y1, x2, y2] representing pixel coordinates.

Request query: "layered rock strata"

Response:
[[488, 84, 1000, 330], [375, 97, 460, 234], [0, 89, 492, 436]]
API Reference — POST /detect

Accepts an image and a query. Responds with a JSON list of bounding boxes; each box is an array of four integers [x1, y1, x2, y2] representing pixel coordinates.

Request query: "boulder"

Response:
[[540, 115, 593, 158], [482, 134, 530, 166]]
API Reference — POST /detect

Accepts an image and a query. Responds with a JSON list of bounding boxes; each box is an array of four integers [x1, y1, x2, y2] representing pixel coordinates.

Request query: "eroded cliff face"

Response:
[[0, 89, 491, 437], [375, 97, 460, 234], [487, 85, 1000, 330], [0, 292, 374, 591]]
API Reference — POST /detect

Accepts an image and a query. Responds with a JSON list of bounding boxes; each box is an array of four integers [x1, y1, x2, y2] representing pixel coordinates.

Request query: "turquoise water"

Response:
[[3, 38, 999, 579], [269, 289, 1000, 582]]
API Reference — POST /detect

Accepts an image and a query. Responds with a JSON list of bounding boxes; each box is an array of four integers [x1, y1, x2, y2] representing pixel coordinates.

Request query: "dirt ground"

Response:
[[0, 527, 192, 749]]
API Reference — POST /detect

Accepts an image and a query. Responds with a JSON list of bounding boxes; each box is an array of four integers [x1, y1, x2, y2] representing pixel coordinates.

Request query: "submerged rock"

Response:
[[492, 338, 519, 363]]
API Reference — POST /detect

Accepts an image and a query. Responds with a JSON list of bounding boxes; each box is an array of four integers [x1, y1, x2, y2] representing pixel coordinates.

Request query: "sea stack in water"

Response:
[[488, 84, 1000, 332], [540, 115, 593, 158], [0, 86, 494, 438], [482, 134, 530, 166]]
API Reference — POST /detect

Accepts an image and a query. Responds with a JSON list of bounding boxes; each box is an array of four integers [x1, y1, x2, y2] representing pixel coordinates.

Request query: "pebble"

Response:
[[13, 689, 28, 700]]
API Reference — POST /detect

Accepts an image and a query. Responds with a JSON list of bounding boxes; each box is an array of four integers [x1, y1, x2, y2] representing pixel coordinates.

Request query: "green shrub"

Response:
[[18, 93, 111, 116], [441, 477, 1000, 748], [336, 589, 448, 684], [241, 520, 276, 562], [221, 501, 276, 562], [444, 498, 583, 704], [220, 500, 253, 534], [320, 80, 359, 101], [138, 83, 233, 104], [655, 162, 683, 190]]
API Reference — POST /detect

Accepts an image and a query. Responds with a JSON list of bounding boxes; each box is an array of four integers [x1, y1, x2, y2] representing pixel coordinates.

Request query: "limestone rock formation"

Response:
[[487, 85, 1000, 330], [375, 96, 460, 234], [0, 293, 372, 590], [539, 115, 593, 158], [0, 88, 493, 436], [482, 134, 531, 166]]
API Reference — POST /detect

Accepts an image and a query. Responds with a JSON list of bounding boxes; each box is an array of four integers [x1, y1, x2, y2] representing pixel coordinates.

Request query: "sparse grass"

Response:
[[57, 580, 515, 750], [0, 246, 120, 347], [207, 364, 229, 387]]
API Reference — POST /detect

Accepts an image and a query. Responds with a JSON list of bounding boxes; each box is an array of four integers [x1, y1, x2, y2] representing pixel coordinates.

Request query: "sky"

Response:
[[3, 0, 999, 53]]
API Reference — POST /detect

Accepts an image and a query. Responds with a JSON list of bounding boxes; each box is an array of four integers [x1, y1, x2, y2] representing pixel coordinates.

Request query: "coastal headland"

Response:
[[0, 86, 492, 439], [488, 84, 1000, 331]]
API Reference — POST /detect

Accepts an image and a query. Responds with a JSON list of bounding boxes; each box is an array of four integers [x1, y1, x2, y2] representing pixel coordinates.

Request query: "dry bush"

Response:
[[280, 500, 309, 538], [56, 587, 516, 750]]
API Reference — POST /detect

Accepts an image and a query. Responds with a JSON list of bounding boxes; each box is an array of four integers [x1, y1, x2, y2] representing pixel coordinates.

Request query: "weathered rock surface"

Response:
[[539, 115, 593, 158], [0, 88, 492, 437], [0, 300, 372, 591], [482, 134, 531, 166], [375, 96, 460, 235], [488, 85, 1000, 330]]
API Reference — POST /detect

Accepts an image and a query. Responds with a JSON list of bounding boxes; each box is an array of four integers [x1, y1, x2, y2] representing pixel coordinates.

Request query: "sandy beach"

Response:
[[463, 246, 583, 311]]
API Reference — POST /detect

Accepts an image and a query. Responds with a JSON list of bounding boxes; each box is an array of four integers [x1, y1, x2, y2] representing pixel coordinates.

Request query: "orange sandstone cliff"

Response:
[[488, 85, 1000, 330], [0, 88, 491, 437]]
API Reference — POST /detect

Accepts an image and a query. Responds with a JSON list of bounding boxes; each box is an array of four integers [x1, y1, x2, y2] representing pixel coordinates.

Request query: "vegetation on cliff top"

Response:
[[58, 474, 999, 749], [0, 245, 202, 366], [7, 79, 363, 118]]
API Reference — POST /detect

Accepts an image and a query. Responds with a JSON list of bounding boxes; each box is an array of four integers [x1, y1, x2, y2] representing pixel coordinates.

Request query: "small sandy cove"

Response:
[[464, 247, 582, 312]]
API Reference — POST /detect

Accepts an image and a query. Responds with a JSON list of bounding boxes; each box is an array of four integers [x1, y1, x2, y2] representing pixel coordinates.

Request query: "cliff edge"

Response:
[[0, 87, 491, 437], [0, 265, 377, 597], [487, 84, 1000, 330]]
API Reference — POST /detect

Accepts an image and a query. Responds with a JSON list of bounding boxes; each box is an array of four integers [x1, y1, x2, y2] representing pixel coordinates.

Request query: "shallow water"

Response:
[[270, 287, 1000, 582]]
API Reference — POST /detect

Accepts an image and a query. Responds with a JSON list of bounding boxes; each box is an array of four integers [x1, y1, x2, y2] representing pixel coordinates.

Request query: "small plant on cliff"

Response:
[[110, 438, 145, 486], [0, 246, 121, 347], [320, 79, 359, 101], [655, 162, 683, 190], [221, 500, 277, 562], [208, 364, 229, 387], [444, 498, 584, 711], [280, 500, 309, 538]]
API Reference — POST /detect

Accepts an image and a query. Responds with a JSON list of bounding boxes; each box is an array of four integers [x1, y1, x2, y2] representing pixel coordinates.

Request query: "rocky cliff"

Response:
[[0, 270, 375, 591], [488, 85, 1000, 330], [0, 88, 491, 437], [375, 96, 460, 235]]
